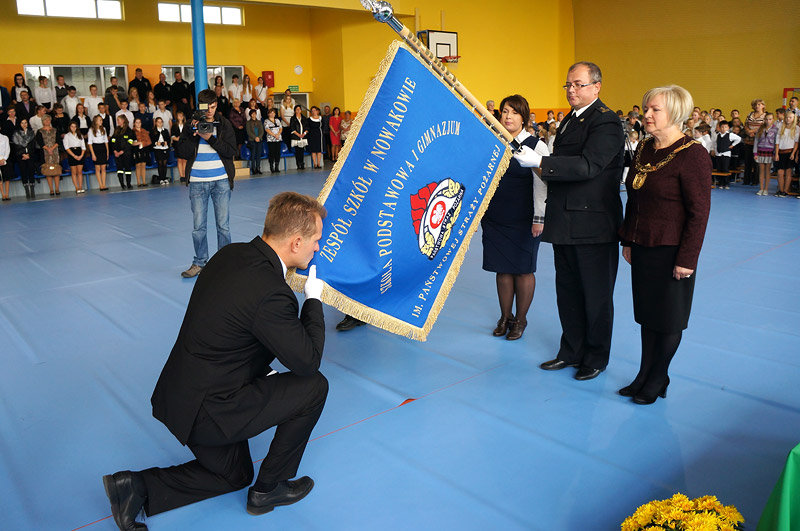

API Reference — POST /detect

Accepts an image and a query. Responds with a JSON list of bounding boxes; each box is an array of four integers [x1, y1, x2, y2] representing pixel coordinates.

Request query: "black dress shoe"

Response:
[[506, 319, 527, 341], [574, 367, 604, 381], [336, 315, 365, 331], [492, 315, 514, 337], [247, 476, 314, 515], [540, 359, 579, 371], [632, 379, 669, 404], [102, 471, 148, 530], [618, 384, 640, 397]]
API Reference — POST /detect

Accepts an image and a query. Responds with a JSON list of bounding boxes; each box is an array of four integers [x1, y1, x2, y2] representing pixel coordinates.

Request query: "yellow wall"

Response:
[[0, 0, 315, 94], [573, 0, 800, 114], [0, 0, 574, 115]]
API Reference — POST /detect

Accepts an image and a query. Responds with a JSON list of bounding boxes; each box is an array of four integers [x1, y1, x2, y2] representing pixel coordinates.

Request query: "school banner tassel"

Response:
[[287, 38, 512, 341]]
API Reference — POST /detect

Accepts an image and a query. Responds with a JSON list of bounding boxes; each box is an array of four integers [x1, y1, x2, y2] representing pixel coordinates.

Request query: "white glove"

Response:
[[513, 145, 542, 168], [304, 265, 323, 300]]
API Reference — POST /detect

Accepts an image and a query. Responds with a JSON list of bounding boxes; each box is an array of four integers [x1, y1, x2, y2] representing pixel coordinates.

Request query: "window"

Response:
[[156, 3, 242, 25], [16, 0, 122, 19], [25, 65, 128, 97]]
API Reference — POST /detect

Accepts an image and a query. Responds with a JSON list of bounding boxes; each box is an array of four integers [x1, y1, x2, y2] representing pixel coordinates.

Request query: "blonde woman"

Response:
[[280, 93, 295, 147], [618, 85, 711, 404], [774, 110, 799, 197], [128, 86, 141, 109]]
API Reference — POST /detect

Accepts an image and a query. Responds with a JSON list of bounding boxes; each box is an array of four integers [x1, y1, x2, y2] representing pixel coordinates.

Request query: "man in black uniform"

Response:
[[171, 71, 192, 118], [128, 68, 152, 100], [102, 192, 329, 530], [153, 73, 171, 107], [514, 61, 624, 381]]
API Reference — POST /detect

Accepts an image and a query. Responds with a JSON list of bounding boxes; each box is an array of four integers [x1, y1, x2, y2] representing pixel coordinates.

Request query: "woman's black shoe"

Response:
[[632, 379, 669, 404], [492, 315, 514, 337], [506, 319, 527, 340], [618, 383, 641, 397]]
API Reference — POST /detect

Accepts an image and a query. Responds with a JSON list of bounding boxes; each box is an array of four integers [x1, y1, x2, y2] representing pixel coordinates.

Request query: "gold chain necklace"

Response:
[[631, 136, 698, 189]]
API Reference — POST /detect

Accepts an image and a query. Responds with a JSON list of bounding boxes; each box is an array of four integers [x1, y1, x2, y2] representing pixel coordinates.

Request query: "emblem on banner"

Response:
[[410, 178, 465, 259]]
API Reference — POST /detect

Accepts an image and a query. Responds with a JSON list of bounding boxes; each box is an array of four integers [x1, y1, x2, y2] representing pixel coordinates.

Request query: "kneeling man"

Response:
[[103, 191, 327, 530]]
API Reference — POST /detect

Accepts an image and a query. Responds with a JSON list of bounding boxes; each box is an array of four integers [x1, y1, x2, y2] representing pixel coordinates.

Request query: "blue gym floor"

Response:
[[1, 170, 798, 530]]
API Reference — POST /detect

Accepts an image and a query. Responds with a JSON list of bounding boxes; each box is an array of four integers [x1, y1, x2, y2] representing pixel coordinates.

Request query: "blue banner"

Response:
[[290, 41, 511, 340]]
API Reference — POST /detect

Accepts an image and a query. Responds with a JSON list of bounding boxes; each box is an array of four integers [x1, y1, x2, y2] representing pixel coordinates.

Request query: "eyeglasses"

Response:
[[562, 81, 597, 90]]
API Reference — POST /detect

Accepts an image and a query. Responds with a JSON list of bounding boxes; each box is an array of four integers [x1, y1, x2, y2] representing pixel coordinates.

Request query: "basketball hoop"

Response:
[[441, 55, 460, 64]]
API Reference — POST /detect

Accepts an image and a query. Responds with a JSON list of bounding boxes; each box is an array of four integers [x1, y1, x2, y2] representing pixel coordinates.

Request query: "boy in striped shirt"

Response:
[[181, 89, 238, 278]]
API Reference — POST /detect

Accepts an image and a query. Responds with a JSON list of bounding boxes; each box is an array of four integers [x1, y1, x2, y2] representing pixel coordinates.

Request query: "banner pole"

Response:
[[360, 1, 521, 152]]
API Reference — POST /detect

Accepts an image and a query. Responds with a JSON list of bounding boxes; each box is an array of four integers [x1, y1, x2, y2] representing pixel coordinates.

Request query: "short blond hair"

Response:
[[642, 85, 693, 127], [751, 98, 765, 111], [263, 192, 327, 239]]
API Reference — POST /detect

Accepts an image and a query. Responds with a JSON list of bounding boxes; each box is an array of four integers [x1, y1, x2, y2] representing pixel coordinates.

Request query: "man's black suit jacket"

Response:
[[539, 98, 624, 245], [151, 237, 325, 445]]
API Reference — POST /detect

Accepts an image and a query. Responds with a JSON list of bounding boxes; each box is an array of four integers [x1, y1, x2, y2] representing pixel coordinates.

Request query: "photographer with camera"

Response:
[[180, 88, 237, 279]]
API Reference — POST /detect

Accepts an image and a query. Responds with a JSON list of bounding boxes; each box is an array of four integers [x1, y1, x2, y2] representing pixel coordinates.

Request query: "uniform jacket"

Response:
[[151, 237, 325, 445], [539, 98, 624, 245]]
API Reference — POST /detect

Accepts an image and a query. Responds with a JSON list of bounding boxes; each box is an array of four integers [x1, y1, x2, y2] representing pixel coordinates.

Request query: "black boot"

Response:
[[29, 184, 35, 198], [118, 172, 125, 189], [24, 184, 31, 199]]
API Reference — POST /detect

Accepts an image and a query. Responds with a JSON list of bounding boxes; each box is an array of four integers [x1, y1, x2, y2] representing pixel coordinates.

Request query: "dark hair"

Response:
[[232, 74, 239, 80], [263, 191, 327, 239], [696, 123, 711, 134], [718, 120, 729, 127], [266, 108, 277, 118], [294, 104, 303, 113], [333, 107, 340, 116], [249, 109, 257, 117], [568, 61, 602, 83], [498, 94, 530, 131], [197, 88, 217, 105], [68, 86, 76, 92], [14, 73, 24, 86]]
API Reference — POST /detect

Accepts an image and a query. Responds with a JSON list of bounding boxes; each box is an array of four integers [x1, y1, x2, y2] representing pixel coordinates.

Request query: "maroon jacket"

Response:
[[619, 136, 711, 269]]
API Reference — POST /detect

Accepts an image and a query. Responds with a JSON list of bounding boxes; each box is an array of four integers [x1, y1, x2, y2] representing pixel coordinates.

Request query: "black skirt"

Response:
[[481, 221, 541, 274], [68, 147, 84, 166], [92, 143, 108, 165], [630, 244, 695, 333], [133, 147, 150, 164], [0, 162, 12, 182]]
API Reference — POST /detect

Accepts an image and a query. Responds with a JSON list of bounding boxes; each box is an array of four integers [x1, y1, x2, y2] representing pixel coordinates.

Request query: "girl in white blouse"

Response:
[[241, 75, 253, 104], [63, 121, 87, 193], [88, 115, 109, 190]]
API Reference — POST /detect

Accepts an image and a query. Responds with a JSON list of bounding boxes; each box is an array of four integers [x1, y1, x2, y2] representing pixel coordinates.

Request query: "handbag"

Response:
[[292, 138, 308, 148]]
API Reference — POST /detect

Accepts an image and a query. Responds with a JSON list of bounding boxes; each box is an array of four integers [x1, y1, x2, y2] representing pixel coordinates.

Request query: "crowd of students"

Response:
[[0, 69, 355, 200], [614, 98, 799, 197]]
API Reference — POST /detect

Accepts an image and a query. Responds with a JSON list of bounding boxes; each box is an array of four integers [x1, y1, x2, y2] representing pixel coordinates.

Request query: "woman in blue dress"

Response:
[[481, 94, 550, 340]]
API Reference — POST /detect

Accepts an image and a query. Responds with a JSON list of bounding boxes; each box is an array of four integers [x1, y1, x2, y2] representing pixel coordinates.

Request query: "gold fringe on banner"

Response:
[[287, 40, 512, 341]]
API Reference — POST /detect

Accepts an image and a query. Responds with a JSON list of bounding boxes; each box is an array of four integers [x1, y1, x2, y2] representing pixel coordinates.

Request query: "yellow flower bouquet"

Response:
[[621, 493, 744, 530]]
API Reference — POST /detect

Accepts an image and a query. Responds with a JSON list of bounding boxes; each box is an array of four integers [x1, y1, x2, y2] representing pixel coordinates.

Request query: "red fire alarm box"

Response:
[[262, 71, 274, 88]]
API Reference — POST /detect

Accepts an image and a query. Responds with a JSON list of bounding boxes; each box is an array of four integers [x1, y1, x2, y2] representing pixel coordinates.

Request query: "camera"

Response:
[[192, 103, 219, 135]]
